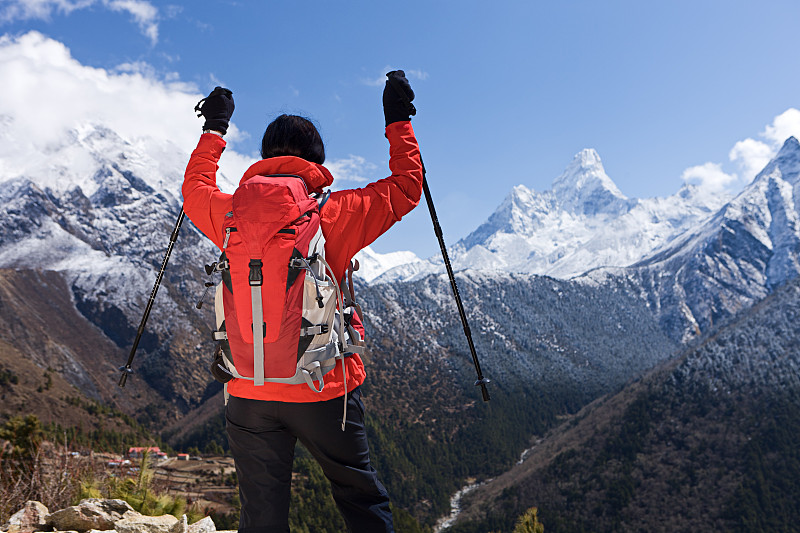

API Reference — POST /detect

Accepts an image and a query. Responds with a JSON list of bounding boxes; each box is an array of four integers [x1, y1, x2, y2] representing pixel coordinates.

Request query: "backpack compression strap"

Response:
[[249, 259, 265, 386]]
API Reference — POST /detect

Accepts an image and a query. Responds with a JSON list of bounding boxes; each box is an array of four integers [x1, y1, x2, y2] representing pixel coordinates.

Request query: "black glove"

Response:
[[195, 86, 235, 135], [383, 70, 415, 126]]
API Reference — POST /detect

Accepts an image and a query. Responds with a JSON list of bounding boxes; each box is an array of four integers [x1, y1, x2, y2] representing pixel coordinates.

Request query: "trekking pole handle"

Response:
[[386, 73, 417, 117], [118, 208, 186, 387]]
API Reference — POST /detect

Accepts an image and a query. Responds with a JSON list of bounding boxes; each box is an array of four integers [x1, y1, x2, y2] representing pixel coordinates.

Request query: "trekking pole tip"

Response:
[[475, 377, 491, 402], [118, 366, 133, 388]]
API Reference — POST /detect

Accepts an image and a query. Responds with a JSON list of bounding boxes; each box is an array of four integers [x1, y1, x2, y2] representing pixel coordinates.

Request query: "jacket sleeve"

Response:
[[182, 133, 233, 250], [321, 121, 423, 279]]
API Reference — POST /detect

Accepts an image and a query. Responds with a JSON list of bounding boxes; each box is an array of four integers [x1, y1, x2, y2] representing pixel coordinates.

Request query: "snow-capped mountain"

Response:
[[4, 113, 800, 415], [637, 136, 800, 285], [0, 123, 221, 407], [375, 148, 728, 282], [370, 137, 800, 343], [353, 246, 425, 283], [589, 136, 800, 341], [0, 123, 210, 310]]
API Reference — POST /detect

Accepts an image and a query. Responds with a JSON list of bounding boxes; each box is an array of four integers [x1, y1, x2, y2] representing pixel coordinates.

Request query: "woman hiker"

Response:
[[181, 71, 422, 532]]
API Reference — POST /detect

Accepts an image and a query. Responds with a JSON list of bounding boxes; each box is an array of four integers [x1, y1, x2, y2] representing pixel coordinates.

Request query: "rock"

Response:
[[186, 517, 214, 533], [47, 499, 135, 532], [166, 516, 185, 533], [6, 501, 50, 533], [113, 514, 178, 533]]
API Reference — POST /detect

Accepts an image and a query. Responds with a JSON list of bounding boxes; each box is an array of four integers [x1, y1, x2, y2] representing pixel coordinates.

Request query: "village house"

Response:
[[127, 446, 168, 460]]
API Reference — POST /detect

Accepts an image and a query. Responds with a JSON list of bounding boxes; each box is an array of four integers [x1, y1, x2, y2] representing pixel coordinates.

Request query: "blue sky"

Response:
[[3, 0, 800, 257]]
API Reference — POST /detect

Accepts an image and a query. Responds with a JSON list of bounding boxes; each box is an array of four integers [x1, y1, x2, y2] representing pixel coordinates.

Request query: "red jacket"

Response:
[[182, 121, 423, 402]]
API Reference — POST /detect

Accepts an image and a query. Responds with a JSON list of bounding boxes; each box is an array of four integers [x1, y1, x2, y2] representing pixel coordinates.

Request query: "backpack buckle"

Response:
[[205, 259, 229, 274], [248, 259, 263, 286]]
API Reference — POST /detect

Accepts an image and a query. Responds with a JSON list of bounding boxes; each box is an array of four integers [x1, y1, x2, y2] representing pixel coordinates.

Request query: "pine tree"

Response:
[[513, 507, 544, 533]]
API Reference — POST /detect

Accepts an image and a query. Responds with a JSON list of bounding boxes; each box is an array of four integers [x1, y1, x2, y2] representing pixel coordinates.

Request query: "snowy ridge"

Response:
[[577, 137, 800, 342], [353, 246, 426, 283], [0, 122, 219, 355], [375, 148, 728, 283], [636, 136, 800, 285]]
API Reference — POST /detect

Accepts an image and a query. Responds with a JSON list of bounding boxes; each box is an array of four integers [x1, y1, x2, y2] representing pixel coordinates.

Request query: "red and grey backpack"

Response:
[[205, 173, 364, 427]]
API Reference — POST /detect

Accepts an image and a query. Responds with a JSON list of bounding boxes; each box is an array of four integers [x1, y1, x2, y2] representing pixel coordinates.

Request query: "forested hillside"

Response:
[[449, 276, 800, 532]]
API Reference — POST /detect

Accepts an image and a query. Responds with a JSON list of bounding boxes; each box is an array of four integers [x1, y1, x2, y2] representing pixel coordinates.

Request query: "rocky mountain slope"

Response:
[[0, 267, 162, 441], [0, 125, 225, 417]]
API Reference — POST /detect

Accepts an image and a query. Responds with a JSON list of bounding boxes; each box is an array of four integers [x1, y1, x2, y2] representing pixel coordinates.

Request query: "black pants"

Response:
[[225, 388, 394, 532]]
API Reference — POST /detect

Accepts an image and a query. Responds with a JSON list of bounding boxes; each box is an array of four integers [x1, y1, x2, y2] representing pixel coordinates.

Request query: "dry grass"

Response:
[[0, 441, 102, 522]]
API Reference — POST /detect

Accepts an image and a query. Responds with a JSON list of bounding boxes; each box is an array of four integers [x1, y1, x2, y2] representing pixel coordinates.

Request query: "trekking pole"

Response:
[[118, 208, 186, 387], [387, 74, 491, 402]]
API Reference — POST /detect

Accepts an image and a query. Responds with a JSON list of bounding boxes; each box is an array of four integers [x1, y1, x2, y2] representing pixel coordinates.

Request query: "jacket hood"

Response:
[[240, 156, 333, 194]]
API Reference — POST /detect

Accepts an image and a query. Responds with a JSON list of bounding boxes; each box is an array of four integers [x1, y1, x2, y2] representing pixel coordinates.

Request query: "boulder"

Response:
[[5, 501, 50, 533], [113, 514, 177, 533], [187, 517, 214, 533], [166, 516, 186, 533], [162, 515, 218, 533], [47, 499, 134, 532]]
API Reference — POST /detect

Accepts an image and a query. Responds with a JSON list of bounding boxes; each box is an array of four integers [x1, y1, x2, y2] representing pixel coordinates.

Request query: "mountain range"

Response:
[[2, 120, 800, 530], [360, 147, 729, 283]]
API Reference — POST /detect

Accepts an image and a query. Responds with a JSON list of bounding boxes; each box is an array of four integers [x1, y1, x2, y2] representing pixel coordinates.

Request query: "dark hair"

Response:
[[260, 114, 325, 164]]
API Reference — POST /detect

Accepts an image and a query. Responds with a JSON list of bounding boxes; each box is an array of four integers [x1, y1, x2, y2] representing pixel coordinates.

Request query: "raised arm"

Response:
[[182, 133, 232, 249], [321, 122, 423, 279], [181, 87, 235, 249]]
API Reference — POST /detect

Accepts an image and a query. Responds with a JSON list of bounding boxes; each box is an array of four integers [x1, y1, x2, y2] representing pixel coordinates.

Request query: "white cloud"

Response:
[[0, 31, 253, 183], [405, 69, 429, 81], [729, 138, 773, 182], [726, 108, 800, 183], [362, 73, 387, 88], [104, 0, 159, 44], [0, 31, 192, 147], [681, 162, 738, 193], [361, 66, 428, 87], [682, 107, 800, 194], [0, 31, 385, 198], [761, 108, 800, 146], [0, 0, 160, 44], [326, 155, 378, 190], [0, 0, 94, 22]]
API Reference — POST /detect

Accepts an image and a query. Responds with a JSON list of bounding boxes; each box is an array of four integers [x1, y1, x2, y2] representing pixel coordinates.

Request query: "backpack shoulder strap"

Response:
[[316, 189, 331, 210]]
